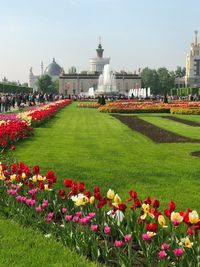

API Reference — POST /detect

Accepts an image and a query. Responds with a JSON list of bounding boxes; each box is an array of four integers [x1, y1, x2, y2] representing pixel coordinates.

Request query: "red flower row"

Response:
[[0, 121, 32, 150]]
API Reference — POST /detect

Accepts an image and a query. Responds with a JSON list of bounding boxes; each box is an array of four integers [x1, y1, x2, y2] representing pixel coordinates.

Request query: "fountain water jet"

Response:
[[95, 64, 117, 95]]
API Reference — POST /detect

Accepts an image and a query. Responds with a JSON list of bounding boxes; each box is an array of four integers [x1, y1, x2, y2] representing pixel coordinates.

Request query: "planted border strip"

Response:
[[112, 114, 200, 143], [191, 151, 200, 157], [161, 116, 200, 127]]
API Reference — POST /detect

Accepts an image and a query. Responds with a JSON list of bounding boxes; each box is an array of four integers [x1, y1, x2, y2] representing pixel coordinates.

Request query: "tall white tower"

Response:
[[185, 31, 200, 87], [89, 37, 110, 73]]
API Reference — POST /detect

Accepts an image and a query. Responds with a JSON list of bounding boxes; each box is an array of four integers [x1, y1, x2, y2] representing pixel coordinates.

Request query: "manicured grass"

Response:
[[141, 116, 200, 139], [0, 217, 99, 267], [2, 103, 200, 266], [11, 103, 200, 210]]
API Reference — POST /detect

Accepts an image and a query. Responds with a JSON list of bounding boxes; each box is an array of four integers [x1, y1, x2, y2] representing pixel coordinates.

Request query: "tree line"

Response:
[[0, 82, 32, 93], [141, 66, 186, 95]]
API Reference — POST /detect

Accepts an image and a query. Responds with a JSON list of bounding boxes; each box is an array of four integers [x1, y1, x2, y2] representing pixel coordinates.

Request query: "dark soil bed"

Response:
[[191, 151, 200, 157], [112, 115, 200, 143], [161, 116, 200, 127]]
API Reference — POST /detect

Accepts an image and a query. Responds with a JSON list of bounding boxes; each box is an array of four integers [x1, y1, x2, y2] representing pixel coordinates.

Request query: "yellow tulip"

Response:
[[32, 175, 37, 182], [180, 237, 193, 248], [10, 174, 16, 181], [44, 184, 49, 191], [107, 189, 115, 199], [90, 196, 95, 204], [21, 172, 26, 179], [158, 215, 168, 228], [0, 172, 6, 180], [37, 175, 44, 181], [140, 204, 155, 220], [114, 194, 121, 204], [147, 231, 156, 237], [171, 212, 183, 223], [189, 210, 199, 224]]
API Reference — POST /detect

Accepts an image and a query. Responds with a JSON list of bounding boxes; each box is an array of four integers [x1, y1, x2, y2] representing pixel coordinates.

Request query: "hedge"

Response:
[[0, 83, 32, 94]]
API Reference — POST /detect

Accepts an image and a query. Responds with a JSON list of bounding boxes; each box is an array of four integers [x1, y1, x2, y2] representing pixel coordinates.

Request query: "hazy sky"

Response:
[[0, 0, 199, 83]]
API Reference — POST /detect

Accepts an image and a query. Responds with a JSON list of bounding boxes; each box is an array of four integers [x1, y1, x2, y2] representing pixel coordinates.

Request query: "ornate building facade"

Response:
[[185, 31, 200, 87], [59, 41, 141, 96], [29, 58, 62, 91]]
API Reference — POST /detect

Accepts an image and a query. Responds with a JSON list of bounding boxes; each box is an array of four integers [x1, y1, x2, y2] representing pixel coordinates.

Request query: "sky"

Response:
[[0, 0, 199, 83]]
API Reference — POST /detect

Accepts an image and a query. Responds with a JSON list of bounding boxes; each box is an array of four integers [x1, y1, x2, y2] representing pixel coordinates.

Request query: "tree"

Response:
[[157, 68, 175, 102], [175, 66, 186, 78], [80, 71, 87, 74], [22, 82, 28, 87], [141, 68, 159, 94], [37, 75, 58, 94]]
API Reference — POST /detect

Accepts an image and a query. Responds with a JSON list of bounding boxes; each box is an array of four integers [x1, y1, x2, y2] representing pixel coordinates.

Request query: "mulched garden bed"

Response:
[[161, 116, 200, 127], [112, 115, 200, 143], [191, 151, 200, 157]]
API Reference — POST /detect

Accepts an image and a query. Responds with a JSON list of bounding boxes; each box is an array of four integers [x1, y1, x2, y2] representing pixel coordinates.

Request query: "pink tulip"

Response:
[[91, 225, 98, 231], [47, 212, 54, 219], [65, 215, 72, 221], [79, 217, 90, 225], [172, 219, 180, 226], [115, 240, 123, 247], [124, 234, 131, 242], [104, 226, 111, 234], [73, 216, 79, 222], [42, 200, 48, 209], [30, 199, 36, 206], [88, 212, 96, 219], [173, 248, 183, 257], [35, 206, 42, 212], [45, 217, 52, 223], [16, 196, 22, 201], [62, 208, 67, 213], [142, 233, 151, 241], [161, 243, 170, 250], [158, 250, 167, 259], [75, 211, 82, 217]]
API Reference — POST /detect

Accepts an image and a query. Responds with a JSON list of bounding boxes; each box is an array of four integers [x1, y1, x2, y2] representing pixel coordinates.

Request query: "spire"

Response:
[[194, 30, 198, 46], [41, 61, 44, 75], [96, 36, 104, 58], [53, 58, 55, 63]]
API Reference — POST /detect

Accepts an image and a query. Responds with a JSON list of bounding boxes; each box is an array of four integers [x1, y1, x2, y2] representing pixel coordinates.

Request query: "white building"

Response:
[[59, 41, 141, 96], [185, 31, 200, 87]]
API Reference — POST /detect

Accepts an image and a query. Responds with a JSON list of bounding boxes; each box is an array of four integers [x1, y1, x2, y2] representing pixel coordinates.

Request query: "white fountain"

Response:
[[95, 64, 117, 95], [88, 87, 95, 98]]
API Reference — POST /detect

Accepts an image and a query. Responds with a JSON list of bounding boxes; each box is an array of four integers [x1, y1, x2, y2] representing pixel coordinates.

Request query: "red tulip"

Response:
[[146, 223, 157, 232]]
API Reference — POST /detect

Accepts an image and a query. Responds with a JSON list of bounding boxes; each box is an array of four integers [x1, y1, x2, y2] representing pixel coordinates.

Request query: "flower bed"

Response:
[[0, 121, 33, 151], [0, 162, 199, 266], [77, 103, 100, 108], [171, 107, 200, 115], [0, 100, 72, 150], [99, 101, 200, 114]]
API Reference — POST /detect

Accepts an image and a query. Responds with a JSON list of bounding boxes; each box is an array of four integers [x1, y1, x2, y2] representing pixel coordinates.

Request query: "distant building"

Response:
[[185, 31, 200, 87], [59, 40, 141, 96], [29, 58, 62, 91]]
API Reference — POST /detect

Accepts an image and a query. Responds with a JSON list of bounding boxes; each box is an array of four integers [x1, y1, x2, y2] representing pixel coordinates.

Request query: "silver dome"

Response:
[[44, 58, 62, 76]]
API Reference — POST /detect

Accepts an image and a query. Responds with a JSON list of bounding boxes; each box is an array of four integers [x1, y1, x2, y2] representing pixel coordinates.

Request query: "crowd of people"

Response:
[[0, 92, 64, 113]]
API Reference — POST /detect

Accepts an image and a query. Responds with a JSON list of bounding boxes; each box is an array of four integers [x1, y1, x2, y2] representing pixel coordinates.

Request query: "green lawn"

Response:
[[2, 103, 200, 266], [141, 116, 200, 139], [0, 217, 99, 267], [11, 103, 200, 210]]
